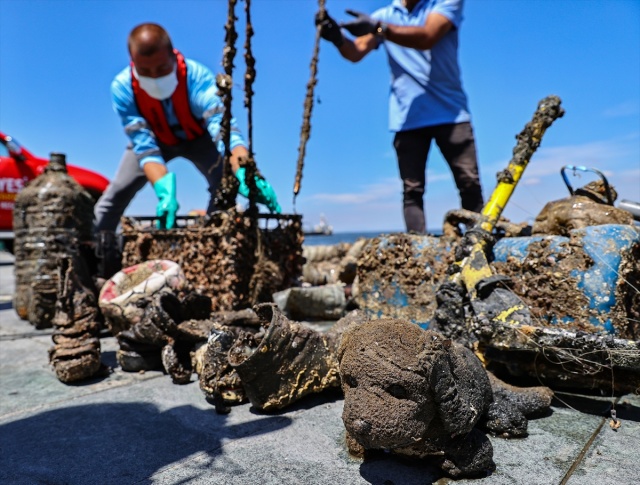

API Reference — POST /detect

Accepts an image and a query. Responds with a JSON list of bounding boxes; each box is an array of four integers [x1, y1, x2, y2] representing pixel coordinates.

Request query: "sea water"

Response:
[[303, 230, 442, 246]]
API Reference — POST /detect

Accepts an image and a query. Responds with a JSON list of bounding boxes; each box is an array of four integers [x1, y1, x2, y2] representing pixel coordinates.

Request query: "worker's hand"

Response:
[[341, 9, 377, 37], [236, 167, 282, 214], [315, 10, 344, 47], [153, 172, 179, 229]]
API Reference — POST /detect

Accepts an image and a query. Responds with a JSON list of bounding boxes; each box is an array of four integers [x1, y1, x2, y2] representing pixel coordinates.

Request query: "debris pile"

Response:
[[7, 83, 640, 481], [98, 260, 210, 381], [12, 152, 104, 383], [301, 240, 366, 286]]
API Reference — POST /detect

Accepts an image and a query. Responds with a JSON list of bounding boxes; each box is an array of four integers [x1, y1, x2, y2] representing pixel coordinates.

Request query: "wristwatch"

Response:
[[376, 22, 388, 38]]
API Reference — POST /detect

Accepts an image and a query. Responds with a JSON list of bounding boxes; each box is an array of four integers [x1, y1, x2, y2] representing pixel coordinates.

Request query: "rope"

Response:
[[213, 0, 239, 210], [293, 0, 326, 210], [244, 0, 256, 156]]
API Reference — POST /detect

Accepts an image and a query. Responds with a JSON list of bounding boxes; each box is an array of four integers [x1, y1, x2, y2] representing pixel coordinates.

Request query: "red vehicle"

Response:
[[0, 131, 110, 252]]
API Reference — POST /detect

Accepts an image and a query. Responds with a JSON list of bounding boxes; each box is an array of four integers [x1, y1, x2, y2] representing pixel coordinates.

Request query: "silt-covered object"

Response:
[[12, 153, 95, 328]]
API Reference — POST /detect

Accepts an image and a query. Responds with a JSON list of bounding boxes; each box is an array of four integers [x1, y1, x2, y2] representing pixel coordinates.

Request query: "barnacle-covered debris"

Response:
[[194, 326, 254, 414], [273, 284, 348, 321], [533, 180, 634, 236], [301, 239, 367, 286], [49, 255, 104, 383], [353, 234, 456, 326], [481, 224, 640, 392], [120, 211, 303, 311], [228, 304, 340, 410], [98, 260, 186, 336], [13, 153, 94, 328], [224, 304, 364, 411]]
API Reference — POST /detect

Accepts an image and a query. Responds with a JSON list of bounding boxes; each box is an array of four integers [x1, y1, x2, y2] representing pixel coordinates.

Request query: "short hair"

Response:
[[128, 23, 174, 56]]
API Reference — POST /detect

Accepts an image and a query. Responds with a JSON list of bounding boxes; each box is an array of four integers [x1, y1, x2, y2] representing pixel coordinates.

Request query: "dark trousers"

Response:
[[394, 122, 483, 233], [94, 135, 223, 232]]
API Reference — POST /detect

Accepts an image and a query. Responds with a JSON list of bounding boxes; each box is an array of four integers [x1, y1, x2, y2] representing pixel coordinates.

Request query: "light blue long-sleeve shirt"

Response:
[[111, 58, 246, 166], [372, 0, 470, 132]]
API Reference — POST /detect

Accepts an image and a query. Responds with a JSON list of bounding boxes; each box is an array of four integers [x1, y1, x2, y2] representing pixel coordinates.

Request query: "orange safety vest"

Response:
[[131, 50, 205, 146]]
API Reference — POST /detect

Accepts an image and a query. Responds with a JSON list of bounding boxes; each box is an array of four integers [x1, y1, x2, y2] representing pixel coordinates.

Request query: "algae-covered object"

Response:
[[12, 153, 94, 328], [229, 304, 342, 410], [49, 255, 103, 383], [273, 284, 347, 321]]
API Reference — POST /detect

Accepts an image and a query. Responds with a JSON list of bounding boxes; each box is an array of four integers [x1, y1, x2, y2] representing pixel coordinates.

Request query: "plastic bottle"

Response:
[[12, 153, 94, 328]]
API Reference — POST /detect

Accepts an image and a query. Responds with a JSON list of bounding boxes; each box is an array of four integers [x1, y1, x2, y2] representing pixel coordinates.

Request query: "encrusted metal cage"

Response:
[[121, 210, 304, 311]]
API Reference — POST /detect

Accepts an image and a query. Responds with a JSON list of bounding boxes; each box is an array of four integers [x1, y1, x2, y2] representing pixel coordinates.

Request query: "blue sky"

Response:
[[1, 0, 639, 233]]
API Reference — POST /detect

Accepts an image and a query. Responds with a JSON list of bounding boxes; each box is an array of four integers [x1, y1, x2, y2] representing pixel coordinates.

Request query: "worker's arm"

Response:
[[379, 13, 452, 50], [143, 162, 167, 184], [316, 11, 378, 63], [337, 35, 379, 63], [342, 9, 454, 51]]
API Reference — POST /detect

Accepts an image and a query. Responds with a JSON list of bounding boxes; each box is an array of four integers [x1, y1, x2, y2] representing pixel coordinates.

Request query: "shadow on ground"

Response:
[[552, 392, 640, 422], [0, 402, 292, 484], [358, 450, 444, 485]]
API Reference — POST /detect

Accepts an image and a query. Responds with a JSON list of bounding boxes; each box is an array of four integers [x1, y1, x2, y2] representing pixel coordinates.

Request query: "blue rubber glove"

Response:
[[341, 9, 378, 37], [153, 172, 179, 229], [235, 167, 282, 214]]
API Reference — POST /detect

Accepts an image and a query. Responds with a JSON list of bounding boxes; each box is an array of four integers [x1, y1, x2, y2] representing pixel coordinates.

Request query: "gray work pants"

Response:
[[394, 122, 483, 234], [93, 135, 223, 232]]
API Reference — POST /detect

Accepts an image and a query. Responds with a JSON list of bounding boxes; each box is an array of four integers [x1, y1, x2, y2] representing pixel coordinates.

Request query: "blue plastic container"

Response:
[[493, 224, 639, 333], [356, 225, 639, 334]]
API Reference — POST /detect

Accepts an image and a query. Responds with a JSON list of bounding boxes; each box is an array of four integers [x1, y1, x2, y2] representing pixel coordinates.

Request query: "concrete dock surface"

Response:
[[1, 249, 638, 485]]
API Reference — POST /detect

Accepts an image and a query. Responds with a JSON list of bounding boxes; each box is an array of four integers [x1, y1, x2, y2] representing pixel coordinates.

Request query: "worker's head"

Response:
[[128, 23, 177, 100]]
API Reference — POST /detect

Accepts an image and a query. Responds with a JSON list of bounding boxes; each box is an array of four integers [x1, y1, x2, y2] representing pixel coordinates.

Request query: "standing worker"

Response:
[[94, 23, 280, 234], [317, 0, 483, 233]]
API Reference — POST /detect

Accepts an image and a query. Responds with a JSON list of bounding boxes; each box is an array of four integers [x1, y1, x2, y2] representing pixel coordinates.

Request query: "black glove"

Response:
[[341, 9, 377, 37], [315, 10, 344, 47]]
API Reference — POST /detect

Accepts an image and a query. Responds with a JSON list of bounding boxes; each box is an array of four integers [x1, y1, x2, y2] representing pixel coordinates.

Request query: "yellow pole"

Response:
[[456, 96, 565, 295]]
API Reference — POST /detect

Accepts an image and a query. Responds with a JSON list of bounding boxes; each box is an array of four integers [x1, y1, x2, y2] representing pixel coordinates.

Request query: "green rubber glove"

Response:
[[235, 167, 282, 213], [153, 172, 179, 229]]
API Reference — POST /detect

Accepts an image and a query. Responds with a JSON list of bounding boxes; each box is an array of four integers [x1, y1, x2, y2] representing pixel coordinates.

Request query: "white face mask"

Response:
[[133, 63, 178, 100]]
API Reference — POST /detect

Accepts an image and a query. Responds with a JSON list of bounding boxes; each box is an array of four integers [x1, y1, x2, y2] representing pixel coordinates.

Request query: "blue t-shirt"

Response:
[[372, 0, 470, 132], [111, 58, 246, 166]]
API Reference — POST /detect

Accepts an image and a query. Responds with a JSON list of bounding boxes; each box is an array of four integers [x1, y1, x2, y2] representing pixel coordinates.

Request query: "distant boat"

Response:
[[304, 215, 333, 236]]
